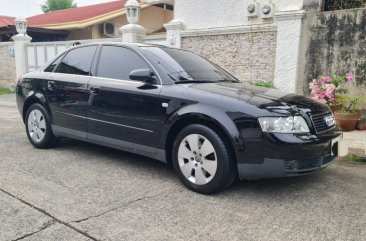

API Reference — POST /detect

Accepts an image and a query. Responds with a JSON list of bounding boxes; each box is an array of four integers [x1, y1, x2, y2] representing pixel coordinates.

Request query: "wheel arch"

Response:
[[164, 110, 242, 168], [22, 92, 50, 123]]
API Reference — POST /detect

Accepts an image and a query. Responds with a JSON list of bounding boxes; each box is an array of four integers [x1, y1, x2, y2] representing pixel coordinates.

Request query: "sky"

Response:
[[0, 0, 115, 18]]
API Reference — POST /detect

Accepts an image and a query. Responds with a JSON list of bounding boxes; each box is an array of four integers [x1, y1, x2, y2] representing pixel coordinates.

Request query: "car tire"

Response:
[[25, 103, 59, 149], [172, 124, 236, 194]]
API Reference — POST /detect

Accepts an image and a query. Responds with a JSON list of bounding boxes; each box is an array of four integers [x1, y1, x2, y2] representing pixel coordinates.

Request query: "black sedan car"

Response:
[[16, 43, 341, 194]]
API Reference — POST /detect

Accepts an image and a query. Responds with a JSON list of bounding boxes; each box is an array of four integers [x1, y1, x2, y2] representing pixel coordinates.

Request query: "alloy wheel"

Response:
[[177, 134, 217, 185], [27, 109, 46, 143]]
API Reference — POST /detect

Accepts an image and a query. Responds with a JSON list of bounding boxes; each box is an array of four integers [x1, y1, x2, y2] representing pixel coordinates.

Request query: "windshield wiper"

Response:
[[168, 73, 194, 82], [218, 79, 239, 83], [175, 79, 239, 84], [175, 80, 219, 84]]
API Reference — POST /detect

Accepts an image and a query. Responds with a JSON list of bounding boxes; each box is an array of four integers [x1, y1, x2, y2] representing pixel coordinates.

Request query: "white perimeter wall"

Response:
[[174, 0, 304, 30], [171, 0, 307, 93]]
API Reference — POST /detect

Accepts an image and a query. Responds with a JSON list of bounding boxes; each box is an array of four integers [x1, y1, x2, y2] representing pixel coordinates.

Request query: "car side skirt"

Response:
[[52, 125, 166, 163]]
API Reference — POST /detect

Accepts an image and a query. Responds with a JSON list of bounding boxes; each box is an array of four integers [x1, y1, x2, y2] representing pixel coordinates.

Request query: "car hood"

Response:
[[188, 82, 330, 116]]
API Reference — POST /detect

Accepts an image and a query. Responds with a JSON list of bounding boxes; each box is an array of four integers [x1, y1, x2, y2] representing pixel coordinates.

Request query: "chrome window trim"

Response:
[[41, 43, 163, 86]]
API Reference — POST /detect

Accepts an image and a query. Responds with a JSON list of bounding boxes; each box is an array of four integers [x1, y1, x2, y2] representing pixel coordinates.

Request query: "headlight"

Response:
[[258, 116, 310, 133]]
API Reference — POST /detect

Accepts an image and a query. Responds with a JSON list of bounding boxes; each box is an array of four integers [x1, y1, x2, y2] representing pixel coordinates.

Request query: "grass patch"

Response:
[[251, 81, 275, 88], [347, 154, 366, 163], [0, 88, 15, 95]]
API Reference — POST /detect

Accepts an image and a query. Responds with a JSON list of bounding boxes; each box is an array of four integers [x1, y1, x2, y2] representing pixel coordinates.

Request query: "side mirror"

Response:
[[129, 69, 157, 84]]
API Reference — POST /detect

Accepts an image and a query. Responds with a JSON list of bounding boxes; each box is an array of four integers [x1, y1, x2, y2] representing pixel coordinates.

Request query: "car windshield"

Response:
[[140, 47, 238, 83]]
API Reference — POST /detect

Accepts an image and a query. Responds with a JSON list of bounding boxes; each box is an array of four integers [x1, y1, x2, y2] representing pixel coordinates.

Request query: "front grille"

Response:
[[310, 112, 335, 133]]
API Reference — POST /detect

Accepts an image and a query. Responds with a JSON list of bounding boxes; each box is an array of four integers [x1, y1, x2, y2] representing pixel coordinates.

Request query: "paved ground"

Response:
[[0, 94, 365, 241], [0, 94, 16, 108]]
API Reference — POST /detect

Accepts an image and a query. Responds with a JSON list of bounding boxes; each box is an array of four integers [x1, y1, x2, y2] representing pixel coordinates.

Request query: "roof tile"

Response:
[[27, 0, 128, 26], [0, 16, 15, 28]]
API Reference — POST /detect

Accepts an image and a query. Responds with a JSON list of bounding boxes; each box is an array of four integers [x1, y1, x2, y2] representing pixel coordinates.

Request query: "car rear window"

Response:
[[55, 46, 97, 76], [44, 54, 65, 73]]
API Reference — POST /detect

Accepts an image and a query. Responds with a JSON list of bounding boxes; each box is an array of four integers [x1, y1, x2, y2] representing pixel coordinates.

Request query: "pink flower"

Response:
[[311, 86, 321, 95], [309, 79, 318, 89], [325, 83, 336, 93], [309, 72, 350, 105], [318, 92, 325, 99], [322, 75, 331, 84], [325, 92, 334, 101], [346, 72, 353, 82], [319, 99, 327, 104]]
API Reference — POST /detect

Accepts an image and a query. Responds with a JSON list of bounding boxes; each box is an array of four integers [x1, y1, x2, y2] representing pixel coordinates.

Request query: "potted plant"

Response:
[[309, 72, 364, 131], [333, 95, 364, 131]]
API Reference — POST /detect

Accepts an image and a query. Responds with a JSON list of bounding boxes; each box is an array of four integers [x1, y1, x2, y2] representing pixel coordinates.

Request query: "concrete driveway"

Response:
[[0, 94, 365, 241]]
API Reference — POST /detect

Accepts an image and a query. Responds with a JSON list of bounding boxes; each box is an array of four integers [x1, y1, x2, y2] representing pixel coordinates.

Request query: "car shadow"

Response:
[[55, 137, 173, 171], [218, 170, 334, 199]]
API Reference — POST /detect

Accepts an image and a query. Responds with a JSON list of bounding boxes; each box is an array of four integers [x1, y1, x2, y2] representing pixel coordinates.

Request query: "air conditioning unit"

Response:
[[101, 23, 118, 37]]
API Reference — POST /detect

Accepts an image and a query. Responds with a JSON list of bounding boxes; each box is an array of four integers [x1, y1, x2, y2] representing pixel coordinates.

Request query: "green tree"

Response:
[[41, 0, 77, 13]]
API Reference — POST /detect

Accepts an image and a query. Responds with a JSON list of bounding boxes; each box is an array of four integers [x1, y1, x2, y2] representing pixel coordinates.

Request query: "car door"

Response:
[[46, 45, 98, 135], [87, 45, 163, 150]]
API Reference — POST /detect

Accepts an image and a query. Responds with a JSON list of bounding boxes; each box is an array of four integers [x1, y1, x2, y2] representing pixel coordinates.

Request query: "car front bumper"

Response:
[[237, 155, 337, 180], [236, 132, 341, 180]]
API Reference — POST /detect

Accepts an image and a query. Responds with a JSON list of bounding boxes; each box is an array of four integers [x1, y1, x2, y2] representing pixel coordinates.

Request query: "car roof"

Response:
[[71, 42, 168, 50]]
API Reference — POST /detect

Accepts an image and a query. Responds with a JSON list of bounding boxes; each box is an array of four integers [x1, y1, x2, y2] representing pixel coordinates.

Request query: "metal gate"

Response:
[[25, 35, 167, 72], [25, 41, 73, 72]]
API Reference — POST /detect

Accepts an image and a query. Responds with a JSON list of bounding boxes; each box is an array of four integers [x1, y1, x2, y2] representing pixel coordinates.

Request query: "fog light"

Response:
[[289, 160, 299, 170]]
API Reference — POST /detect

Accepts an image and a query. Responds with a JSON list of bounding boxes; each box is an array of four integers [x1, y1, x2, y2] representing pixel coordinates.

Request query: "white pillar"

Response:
[[274, 8, 306, 93], [12, 17, 32, 78], [120, 24, 145, 43], [164, 19, 184, 48]]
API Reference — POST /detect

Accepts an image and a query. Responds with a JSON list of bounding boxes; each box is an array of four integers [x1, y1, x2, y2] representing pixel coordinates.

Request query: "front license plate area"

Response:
[[331, 136, 341, 156]]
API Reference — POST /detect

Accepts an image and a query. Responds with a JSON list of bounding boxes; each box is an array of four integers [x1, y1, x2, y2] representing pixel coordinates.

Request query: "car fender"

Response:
[[26, 90, 47, 104], [164, 103, 244, 152], [22, 89, 50, 121]]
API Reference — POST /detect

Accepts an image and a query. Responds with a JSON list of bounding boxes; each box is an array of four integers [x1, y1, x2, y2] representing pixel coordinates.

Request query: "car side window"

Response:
[[55, 46, 97, 76], [97, 46, 150, 80], [44, 54, 65, 72]]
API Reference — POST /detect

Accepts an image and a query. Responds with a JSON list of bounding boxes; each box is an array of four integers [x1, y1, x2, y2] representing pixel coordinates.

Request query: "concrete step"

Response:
[[339, 130, 366, 157]]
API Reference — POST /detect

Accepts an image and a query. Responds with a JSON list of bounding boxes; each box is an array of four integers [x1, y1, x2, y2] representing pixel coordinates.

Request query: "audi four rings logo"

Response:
[[324, 115, 336, 127]]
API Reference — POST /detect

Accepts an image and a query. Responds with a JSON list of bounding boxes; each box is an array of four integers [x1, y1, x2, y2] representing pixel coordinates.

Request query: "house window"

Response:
[[323, 0, 366, 11]]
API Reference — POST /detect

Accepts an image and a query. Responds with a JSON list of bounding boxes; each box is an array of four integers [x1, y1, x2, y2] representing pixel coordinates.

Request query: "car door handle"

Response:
[[90, 87, 100, 94], [47, 81, 55, 90]]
